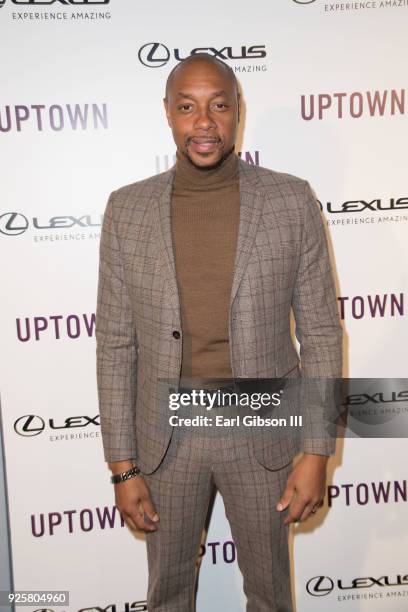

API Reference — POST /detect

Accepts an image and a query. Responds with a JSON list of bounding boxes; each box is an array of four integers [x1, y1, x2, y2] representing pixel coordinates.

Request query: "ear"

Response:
[[163, 97, 172, 128]]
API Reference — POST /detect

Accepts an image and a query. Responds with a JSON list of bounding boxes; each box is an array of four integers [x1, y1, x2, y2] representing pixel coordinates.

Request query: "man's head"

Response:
[[164, 53, 240, 169]]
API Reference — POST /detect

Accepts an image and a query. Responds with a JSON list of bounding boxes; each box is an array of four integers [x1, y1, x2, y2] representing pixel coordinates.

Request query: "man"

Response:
[[96, 53, 342, 611]]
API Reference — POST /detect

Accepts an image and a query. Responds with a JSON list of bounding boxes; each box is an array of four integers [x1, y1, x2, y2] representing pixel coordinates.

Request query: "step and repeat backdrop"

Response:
[[1, 1, 407, 611]]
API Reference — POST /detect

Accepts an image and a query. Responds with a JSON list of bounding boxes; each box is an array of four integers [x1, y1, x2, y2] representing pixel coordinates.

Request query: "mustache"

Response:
[[185, 135, 222, 145]]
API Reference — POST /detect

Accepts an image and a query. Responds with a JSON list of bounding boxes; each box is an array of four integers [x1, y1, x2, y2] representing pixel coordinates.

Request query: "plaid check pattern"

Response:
[[95, 158, 343, 473], [144, 414, 294, 611]]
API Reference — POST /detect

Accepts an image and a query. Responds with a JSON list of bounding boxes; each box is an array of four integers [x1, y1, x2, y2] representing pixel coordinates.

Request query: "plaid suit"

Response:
[[96, 158, 342, 473], [96, 158, 343, 611]]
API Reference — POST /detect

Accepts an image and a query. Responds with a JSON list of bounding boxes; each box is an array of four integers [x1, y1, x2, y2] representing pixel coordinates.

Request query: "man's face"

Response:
[[164, 60, 240, 169]]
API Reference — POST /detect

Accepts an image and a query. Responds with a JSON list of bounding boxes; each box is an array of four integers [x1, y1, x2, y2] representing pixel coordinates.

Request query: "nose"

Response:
[[194, 107, 216, 130]]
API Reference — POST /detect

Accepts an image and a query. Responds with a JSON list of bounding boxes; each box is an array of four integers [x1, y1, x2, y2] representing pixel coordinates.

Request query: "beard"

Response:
[[182, 140, 235, 171]]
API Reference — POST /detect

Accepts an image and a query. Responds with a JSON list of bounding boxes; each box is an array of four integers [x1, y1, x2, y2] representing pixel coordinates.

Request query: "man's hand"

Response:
[[114, 475, 159, 532], [276, 453, 329, 525]]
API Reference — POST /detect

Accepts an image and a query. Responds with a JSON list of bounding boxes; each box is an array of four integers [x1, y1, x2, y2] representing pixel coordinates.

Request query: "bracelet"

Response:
[[110, 465, 141, 484]]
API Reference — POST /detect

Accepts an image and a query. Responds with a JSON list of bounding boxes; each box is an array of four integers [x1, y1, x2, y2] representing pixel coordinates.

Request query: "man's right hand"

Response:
[[114, 475, 159, 532], [109, 460, 159, 532]]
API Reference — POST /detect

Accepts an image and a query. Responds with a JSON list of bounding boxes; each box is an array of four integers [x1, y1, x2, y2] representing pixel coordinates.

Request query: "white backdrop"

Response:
[[1, 1, 407, 611]]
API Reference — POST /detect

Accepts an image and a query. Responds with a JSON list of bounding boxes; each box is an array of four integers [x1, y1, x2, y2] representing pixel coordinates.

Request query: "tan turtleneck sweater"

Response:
[[171, 150, 240, 386]]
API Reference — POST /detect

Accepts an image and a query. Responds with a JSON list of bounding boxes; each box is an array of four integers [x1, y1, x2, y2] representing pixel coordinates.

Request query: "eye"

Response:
[[177, 103, 193, 112], [212, 102, 229, 111]]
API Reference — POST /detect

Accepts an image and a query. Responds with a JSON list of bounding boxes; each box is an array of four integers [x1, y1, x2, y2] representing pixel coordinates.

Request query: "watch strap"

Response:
[[110, 465, 141, 484]]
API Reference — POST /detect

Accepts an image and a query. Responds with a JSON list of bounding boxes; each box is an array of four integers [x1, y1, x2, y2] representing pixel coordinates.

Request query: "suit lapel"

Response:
[[152, 158, 264, 316], [230, 160, 264, 306], [153, 167, 181, 317]]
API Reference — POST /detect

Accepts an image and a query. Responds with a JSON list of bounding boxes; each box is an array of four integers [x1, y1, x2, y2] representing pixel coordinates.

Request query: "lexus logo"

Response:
[[0, 212, 29, 236], [138, 42, 171, 68], [0, 0, 110, 7], [138, 42, 267, 69], [306, 575, 334, 596], [292, 0, 316, 3], [14, 415, 45, 436]]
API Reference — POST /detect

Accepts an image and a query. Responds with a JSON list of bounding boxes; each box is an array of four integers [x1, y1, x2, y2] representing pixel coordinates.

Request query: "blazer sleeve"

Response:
[[95, 191, 138, 463], [291, 181, 343, 456]]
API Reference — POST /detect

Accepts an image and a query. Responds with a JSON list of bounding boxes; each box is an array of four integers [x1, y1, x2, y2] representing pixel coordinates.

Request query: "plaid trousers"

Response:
[[143, 404, 293, 612]]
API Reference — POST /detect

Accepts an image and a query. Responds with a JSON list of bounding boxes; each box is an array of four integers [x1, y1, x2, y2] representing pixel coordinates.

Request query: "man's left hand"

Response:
[[276, 454, 329, 525]]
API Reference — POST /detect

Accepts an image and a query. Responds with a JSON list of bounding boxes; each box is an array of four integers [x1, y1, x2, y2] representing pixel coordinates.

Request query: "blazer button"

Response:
[[172, 330, 181, 339]]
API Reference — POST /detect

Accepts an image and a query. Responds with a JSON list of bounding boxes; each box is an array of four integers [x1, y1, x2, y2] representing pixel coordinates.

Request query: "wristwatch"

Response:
[[110, 465, 141, 484]]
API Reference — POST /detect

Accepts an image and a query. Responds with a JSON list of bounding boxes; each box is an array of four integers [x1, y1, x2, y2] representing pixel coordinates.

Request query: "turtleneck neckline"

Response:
[[174, 149, 239, 191]]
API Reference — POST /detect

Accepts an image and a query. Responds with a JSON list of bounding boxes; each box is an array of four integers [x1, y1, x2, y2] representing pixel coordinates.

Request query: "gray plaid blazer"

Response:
[[96, 158, 343, 474]]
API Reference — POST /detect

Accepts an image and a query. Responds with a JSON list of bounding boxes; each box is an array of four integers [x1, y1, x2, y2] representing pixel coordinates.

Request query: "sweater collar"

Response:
[[173, 148, 239, 191]]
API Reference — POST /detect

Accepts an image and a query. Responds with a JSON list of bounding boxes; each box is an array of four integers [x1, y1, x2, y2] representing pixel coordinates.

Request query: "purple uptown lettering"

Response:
[[328, 480, 407, 507], [79, 509, 93, 532], [0, 103, 108, 132], [222, 541, 236, 563], [31, 505, 125, 537], [16, 313, 96, 341], [207, 541, 220, 564], [337, 293, 404, 320], [198, 540, 237, 564], [301, 89, 405, 121]]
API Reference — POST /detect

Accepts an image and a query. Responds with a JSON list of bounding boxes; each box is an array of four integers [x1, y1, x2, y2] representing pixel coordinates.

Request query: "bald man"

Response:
[[96, 53, 342, 611]]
